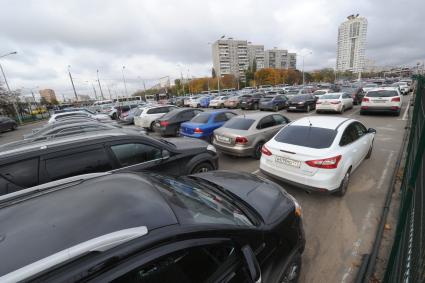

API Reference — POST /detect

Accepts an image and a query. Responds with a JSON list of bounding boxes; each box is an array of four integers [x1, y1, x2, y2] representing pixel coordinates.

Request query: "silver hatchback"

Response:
[[213, 112, 290, 159]]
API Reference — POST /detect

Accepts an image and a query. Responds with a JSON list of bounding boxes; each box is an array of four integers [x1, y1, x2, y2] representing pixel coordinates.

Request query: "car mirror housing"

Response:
[[368, 128, 377, 134], [241, 245, 261, 283], [162, 149, 170, 160]]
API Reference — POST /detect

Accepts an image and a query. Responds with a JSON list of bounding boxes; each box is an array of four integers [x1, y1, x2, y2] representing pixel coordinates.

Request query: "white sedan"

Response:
[[209, 96, 228, 108], [316, 92, 353, 113], [133, 105, 177, 130], [260, 116, 376, 196]]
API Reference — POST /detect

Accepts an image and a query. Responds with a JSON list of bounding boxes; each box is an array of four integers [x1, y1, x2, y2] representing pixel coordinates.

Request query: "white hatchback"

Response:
[[360, 87, 402, 116], [316, 93, 353, 113], [260, 116, 376, 196], [133, 105, 177, 130]]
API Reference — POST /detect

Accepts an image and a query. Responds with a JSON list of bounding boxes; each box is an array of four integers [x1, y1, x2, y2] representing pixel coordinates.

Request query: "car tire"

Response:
[[253, 142, 264, 160], [360, 110, 365, 115], [149, 121, 155, 131], [253, 103, 259, 110], [279, 252, 302, 283], [336, 169, 351, 197], [306, 105, 310, 112], [112, 113, 117, 120], [191, 162, 214, 174], [11, 124, 17, 131], [366, 144, 373, 159], [175, 126, 180, 137], [274, 105, 279, 112], [220, 103, 224, 108], [316, 110, 321, 114], [340, 106, 345, 114]]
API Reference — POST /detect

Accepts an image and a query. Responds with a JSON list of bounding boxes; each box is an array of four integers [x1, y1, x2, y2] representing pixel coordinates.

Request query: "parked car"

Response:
[[240, 93, 263, 110], [108, 104, 142, 120], [340, 86, 365, 105], [118, 106, 144, 125], [363, 83, 379, 93], [316, 93, 353, 114], [0, 129, 218, 196], [259, 94, 289, 111], [184, 96, 198, 107], [48, 111, 111, 124], [180, 110, 237, 142], [153, 108, 203, 136], [224, 95, 242, 109], [0, 117, 17, 132], [391, 82, 410, 95], [360, 87, 402, 116], [313, 89, 332, 98], [0, 170, 304, 283], [260, 116, 376, 196], [209, 96, 228, 108], [23, 121, 121, 140], [134, 105, 178, 130], [287, 94, 317, 112], [213, 113, 290, 159]]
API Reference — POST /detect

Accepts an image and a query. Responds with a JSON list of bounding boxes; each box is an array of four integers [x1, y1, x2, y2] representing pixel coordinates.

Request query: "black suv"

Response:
[[0, 171, 305, 282], [0, 129, 218, 196], [240, 93, 263, 110]]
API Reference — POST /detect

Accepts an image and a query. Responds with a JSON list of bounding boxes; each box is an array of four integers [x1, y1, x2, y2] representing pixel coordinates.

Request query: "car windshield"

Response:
[[274, 125, 337, 149], [162, 109, 182, 119], [190, 113, 211, 123], [155, 176, 253, 226], [366, 90, 398, 97], [223, 118, 255, 130], [321, 94, 341, 99], [289, 95, 309, 102]]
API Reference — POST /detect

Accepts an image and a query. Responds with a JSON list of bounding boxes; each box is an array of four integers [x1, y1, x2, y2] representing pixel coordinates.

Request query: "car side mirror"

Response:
[[162, 149, 170, 160], [241, 245, 261, 283], [368, 128, 376, 134]]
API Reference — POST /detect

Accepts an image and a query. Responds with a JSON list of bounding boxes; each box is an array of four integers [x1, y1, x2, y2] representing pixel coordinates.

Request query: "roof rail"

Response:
[[0, 226, 148, 283]]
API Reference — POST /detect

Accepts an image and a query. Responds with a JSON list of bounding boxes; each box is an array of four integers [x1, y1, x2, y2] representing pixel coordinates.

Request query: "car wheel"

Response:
[[252, 142, 264, 160], [175, 126, 180, 137], [191, 162, 214, 174], [112, 113, 117, 120], [306, 105, 310, 112], [316, 110, 321, 114], [274, 105, 279, 112], [366, 144, 373, 159], [149, 121, 155, 131], [340, 106, 345, 114], [279, 252, 302, 283], [253, 103, 259, 110], [336, 169, 351, 197], [11, 124, 17, 131], [360, 110, 365, 115], [197, 104, 201, 108], [220, 103, 224, 108]]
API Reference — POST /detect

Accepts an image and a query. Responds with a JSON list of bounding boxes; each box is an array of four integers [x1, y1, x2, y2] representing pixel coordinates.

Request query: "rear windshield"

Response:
[[274, 125, 337, 149], [190, 113, 211, 123], [162, 109, 182, 119], [366, 90, 398, 97], [223, 118, 255, 130], [321, 94, 341, 99]]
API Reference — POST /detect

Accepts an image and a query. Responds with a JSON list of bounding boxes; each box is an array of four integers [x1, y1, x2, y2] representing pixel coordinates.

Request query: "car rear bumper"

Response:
[[259, 104, 276, 110], [259, 159, 340, 192], [213, 141, 255, 157], [316, 104, 341, 112], [180, 131, 207, 139], [287, 105, 307, 111], [360, 106, 400, 112], [224, 102, 239, 108]]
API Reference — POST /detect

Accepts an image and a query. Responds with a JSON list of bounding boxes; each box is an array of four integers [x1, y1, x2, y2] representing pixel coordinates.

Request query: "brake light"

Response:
[[160, 121, 169, 127], [391, 97, 401, 102], [194, 128, 203, 134], [261, 145, 272, 156], [305, 155, 342, 169], [331, 101, 341, 104], [235, 136, 248, 144], [362, 97, 370, 102]]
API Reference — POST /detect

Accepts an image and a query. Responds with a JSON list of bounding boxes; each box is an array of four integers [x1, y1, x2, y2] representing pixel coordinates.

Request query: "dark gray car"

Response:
[[0, 117, 17, 132], [213, 112, 290, 159]]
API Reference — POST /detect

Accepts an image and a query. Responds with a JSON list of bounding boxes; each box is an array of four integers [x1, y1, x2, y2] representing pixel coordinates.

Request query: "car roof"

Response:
[[235, 112, 275, 120], [291, 116, 352, 130], [0, 172, 178, 276]]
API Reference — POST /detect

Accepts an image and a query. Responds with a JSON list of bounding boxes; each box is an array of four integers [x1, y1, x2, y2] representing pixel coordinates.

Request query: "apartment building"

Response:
[[264, 48, 297, 69], [212, 39, 249, 81], [247, 44, 265, 69], [336, 14, 368, 72], [39, 89, 57, 103]]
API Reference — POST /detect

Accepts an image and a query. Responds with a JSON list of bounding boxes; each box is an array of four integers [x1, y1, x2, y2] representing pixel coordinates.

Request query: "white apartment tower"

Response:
[[336, 14, 368, 72], [247, 44, 265, 70], [264, 48, 297, 69], [212, 39, 249, 81]]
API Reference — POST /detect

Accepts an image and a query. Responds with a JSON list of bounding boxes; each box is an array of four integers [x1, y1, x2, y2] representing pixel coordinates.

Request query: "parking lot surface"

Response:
[[0, 95, 410, 283]]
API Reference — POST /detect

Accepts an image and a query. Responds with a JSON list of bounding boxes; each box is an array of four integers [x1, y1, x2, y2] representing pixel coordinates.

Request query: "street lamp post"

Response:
[[122, 66, 128, 96], [299, 51, 312, 86], [96, 69, 105, 100], [67, 65, 78, 101], [0, 51, 22, 124]]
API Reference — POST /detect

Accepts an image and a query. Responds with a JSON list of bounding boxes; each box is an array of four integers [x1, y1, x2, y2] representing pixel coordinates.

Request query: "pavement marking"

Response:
[[401, 102, 410, 121], [341, 205, 375, 283], [251, 169, 260, 174], [376, 151, 395, 190], [348, 109, 360, 116]]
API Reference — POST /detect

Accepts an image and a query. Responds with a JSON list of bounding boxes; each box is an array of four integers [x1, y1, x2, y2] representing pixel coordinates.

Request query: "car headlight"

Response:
[[287, 194, 302, 218], [298, 102, 304, 105], [207, 144, 217, 153]]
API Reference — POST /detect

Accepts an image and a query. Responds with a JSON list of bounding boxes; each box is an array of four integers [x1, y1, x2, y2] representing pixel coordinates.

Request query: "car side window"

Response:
[[111, 243, 247, 283], [340, 124, 360, 146], [272, 114, 287, 125], [354, 122, 367, 137], [45, 149, 112, 181], [111, 143, 162, 167], [147, 108, 158, 114], [257, 115, 276, 129], [0, 158, 39, 189], [214, 113, 228, 122]]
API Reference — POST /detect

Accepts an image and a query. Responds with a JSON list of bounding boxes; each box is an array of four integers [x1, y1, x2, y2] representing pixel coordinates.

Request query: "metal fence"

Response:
[[385, 75, 425, 282]]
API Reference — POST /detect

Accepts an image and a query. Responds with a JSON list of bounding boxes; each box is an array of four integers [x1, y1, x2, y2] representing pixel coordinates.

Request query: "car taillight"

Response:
[[235, 136, 248, 144], [391, 97, 401, 102], [305, 155, 342, 169], [160, 121, 169, 127], [194, 128, 203, 133], [362, 97, 370, 102], [261, 145, 272, 156], [331, 101, 341, 104]]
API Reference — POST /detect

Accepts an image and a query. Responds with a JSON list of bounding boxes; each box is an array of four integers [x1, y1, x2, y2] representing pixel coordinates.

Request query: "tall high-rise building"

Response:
[[212, 39, 249, 81], [264, 48, 297, 69], [39, 89, 57, 103], [336, 14, 368, 72], [247, 44, 265, 70]]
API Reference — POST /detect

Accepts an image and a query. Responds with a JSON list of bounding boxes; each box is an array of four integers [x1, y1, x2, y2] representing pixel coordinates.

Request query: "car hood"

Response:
[[190, 170, 295, 225], [166, 137, 209, 151]]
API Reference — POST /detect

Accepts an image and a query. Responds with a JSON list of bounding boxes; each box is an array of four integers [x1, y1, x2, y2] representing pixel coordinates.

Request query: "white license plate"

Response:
[[275, 156, 301, 168], [372, 100, 386, 103], [289, 106, 297, 109], [216, 135, 231, 144]]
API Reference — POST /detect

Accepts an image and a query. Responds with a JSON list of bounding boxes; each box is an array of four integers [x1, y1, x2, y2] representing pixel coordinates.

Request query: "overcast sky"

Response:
[[0, 0, 424, 100]]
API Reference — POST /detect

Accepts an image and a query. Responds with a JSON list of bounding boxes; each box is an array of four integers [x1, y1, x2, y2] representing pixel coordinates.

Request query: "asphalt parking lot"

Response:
[[0, 95, 410, 283]]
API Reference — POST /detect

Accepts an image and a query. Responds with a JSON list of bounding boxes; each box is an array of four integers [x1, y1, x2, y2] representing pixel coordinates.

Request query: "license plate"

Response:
[[372, 100, 386, 103], [275, 156, 301, 168], [289, 106, 297, 109], [216, 135, 231, 144], [322, 101, 330, 105]]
